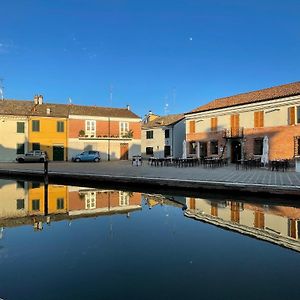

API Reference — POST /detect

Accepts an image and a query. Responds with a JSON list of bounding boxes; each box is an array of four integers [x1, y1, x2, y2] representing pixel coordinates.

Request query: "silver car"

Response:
[[16, 150, 47, 163]]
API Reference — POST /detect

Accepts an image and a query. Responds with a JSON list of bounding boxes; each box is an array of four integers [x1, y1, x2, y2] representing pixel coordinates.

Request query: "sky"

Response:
[[0, 0, 300, 118]]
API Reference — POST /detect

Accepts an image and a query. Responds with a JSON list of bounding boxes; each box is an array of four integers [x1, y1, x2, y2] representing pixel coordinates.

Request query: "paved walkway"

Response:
[[0, 161, 300, 195]]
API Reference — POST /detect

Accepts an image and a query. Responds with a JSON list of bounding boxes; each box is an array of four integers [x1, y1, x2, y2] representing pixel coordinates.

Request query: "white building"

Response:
[[141, 113, 185, 158]]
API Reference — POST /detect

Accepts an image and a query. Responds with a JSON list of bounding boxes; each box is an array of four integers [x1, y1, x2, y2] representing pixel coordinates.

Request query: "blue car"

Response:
[[72, 151, 101, 162]]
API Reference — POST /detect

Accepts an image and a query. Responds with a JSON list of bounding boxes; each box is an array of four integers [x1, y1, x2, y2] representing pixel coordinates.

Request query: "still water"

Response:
[[0, 179, 300, 300]]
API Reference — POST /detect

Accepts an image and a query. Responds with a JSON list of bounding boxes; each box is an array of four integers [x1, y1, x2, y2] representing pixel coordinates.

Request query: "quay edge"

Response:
[[0, 169, 300, 199]]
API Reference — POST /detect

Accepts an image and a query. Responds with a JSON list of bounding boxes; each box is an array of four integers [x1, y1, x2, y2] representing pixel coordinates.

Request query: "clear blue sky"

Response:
[[1, 0, 299, 118]]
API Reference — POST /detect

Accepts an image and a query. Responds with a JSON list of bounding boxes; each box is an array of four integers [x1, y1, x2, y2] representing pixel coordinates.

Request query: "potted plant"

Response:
[[79, 129, 85, 137]]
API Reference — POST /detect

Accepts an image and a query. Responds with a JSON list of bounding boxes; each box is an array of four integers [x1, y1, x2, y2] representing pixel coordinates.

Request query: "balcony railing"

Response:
[[222, 127, 244, 139]]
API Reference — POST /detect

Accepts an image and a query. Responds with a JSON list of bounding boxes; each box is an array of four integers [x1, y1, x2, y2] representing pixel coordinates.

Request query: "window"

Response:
[[32, 143, 40, 151], [32, 199, 40, 211], [57, 121, 64, 132], [119, 192, 129, 206], [146, 147, 153, 155], [297, 107, 300, 124], [254, 111, 264, 127], [165, 129, 170, 138], [211, 117, 218, 132], [210, 140, 218, 155], [31, 182, 40, 189], [17, 122, 25, 133], [120, 122, 129, 137], [189, 120, 195, 133], [16, 143, 25, 154], [288, 107, 295, 125], [17, 199, 25, 210], [57, 198, 64, 209], [32, 120, 40, 132], [85, 192, 96, 209], [85, 120, 96, 136], [146, 130, 153, 139], [254, 138, 263, 155], [16, 181, 25, 189]]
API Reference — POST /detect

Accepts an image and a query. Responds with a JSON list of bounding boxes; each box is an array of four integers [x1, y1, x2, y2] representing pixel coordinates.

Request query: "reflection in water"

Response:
[[185, 197, 300, 252], [0, 178, 300, 252], [0, 179, 142, 230], [1, 179, 300, 299]]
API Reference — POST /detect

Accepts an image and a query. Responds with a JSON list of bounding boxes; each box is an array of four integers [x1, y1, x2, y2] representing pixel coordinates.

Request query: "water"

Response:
[[0, 179, 300, 300]]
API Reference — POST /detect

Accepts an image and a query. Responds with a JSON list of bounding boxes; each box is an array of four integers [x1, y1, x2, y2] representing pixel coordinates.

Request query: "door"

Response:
[[164, 146, 171, 157], [120, 143, 129, 160], [53, 146, 64, 161], [199, 142, 207, 158], [231, 140, 241, 163]]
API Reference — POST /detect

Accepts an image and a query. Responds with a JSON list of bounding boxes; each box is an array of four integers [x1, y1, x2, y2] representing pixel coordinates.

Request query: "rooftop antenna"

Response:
[[0, 78, 4, 101]]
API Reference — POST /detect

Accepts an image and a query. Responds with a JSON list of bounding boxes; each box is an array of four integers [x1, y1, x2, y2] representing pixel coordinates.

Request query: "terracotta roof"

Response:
[[142, 113, 184, 129], [0, 99, 140, 119], [188, 81, 300, 114]]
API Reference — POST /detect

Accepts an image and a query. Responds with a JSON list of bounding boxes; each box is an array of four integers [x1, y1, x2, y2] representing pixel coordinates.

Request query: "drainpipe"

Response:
[[108, 117, 111, 161]]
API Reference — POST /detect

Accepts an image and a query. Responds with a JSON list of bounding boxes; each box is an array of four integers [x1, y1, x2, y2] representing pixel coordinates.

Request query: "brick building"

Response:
[[185, 81, 300, 162]]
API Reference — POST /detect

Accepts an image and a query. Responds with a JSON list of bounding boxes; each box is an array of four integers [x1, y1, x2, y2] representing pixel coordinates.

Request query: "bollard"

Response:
[[44, 159, 48, 184]]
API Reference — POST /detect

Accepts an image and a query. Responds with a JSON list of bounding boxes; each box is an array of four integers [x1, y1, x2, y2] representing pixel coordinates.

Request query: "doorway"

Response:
[[164, 145, 171, 157], [199, 142, 207, 158], [120, 143, 129, 160], [231, 140, 241, 163], [53, 146, 64, 161]]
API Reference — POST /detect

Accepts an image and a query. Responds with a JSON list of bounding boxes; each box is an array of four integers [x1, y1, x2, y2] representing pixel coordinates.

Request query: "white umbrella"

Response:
[[182, 140, 187, 159], [261, 136, 269, 166]]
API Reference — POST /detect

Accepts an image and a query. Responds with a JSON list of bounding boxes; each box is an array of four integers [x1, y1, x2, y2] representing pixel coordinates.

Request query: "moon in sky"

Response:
[[189, 37, 193, 41]]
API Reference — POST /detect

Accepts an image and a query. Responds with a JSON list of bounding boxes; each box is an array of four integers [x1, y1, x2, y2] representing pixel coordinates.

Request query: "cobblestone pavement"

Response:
[[0, 161, 300, 187]]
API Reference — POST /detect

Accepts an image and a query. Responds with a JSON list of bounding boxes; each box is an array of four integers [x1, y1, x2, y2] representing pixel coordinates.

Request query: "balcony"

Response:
[[222, 127, 244, 139], [78, 135, 132, 141]]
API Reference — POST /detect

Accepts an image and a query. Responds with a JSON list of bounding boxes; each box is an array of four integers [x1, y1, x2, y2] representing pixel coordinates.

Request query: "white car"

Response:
[[16, 150, 47, 163]]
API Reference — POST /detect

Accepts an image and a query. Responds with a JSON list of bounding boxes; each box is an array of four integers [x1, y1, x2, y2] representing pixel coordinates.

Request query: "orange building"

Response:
[[185, 81, 300, 162]]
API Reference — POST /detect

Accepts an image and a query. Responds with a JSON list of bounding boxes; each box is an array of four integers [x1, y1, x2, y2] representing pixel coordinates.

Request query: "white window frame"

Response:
[[85, 120, 96, 137], [120, 122, 129, 137], [85, 192, 96, 209], [119, 191, 129, 206]]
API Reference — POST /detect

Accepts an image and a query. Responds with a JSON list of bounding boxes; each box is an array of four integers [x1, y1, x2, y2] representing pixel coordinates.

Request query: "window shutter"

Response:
[[289, 107, 295, 125], [254, 112, 259, 127], [260, 111, 264, 127], [190, 121, 195, 133]]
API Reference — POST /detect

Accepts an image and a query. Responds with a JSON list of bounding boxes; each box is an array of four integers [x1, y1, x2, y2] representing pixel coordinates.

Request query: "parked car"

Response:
[[16, 150, 47, 163], [71, 151, 101, 162]]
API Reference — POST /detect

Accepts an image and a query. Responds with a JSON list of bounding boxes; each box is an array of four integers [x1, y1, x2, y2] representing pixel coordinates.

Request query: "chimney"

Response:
[[46, 108, 51, 115], [38, 95, 43, 105], [149, 110, 152, 115], [34, 95, 39, 105], [126, 104, 130, 110]]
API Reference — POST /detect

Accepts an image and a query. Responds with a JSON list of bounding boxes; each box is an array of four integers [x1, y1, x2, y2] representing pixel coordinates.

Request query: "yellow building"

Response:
[[28, 182, 68, 216], [29, 116, 68, 161]]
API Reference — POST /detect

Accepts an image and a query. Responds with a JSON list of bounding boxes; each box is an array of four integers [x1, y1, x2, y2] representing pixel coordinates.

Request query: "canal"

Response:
[[0, 178, 300, 299]]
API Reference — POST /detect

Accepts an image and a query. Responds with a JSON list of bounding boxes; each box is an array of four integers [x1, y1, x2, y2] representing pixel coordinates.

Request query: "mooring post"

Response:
[[44, 159, 48, 185]]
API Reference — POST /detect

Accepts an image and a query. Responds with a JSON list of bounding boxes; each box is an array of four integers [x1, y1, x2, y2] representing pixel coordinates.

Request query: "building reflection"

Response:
[[1, 179, 300, 252], [185, 197, 300, 251], [0, 179, 142, 231]]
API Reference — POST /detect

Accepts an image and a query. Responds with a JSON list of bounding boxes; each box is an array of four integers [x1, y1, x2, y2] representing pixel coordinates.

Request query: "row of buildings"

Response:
[[142, 81, 300, 162], [1, 80, 300, 162], [0, 95, 141, 161]]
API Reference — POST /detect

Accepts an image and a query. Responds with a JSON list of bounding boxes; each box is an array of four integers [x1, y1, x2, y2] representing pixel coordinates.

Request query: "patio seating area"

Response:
[[147, 156, 229, 168], [145, 156, 295, 172]]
